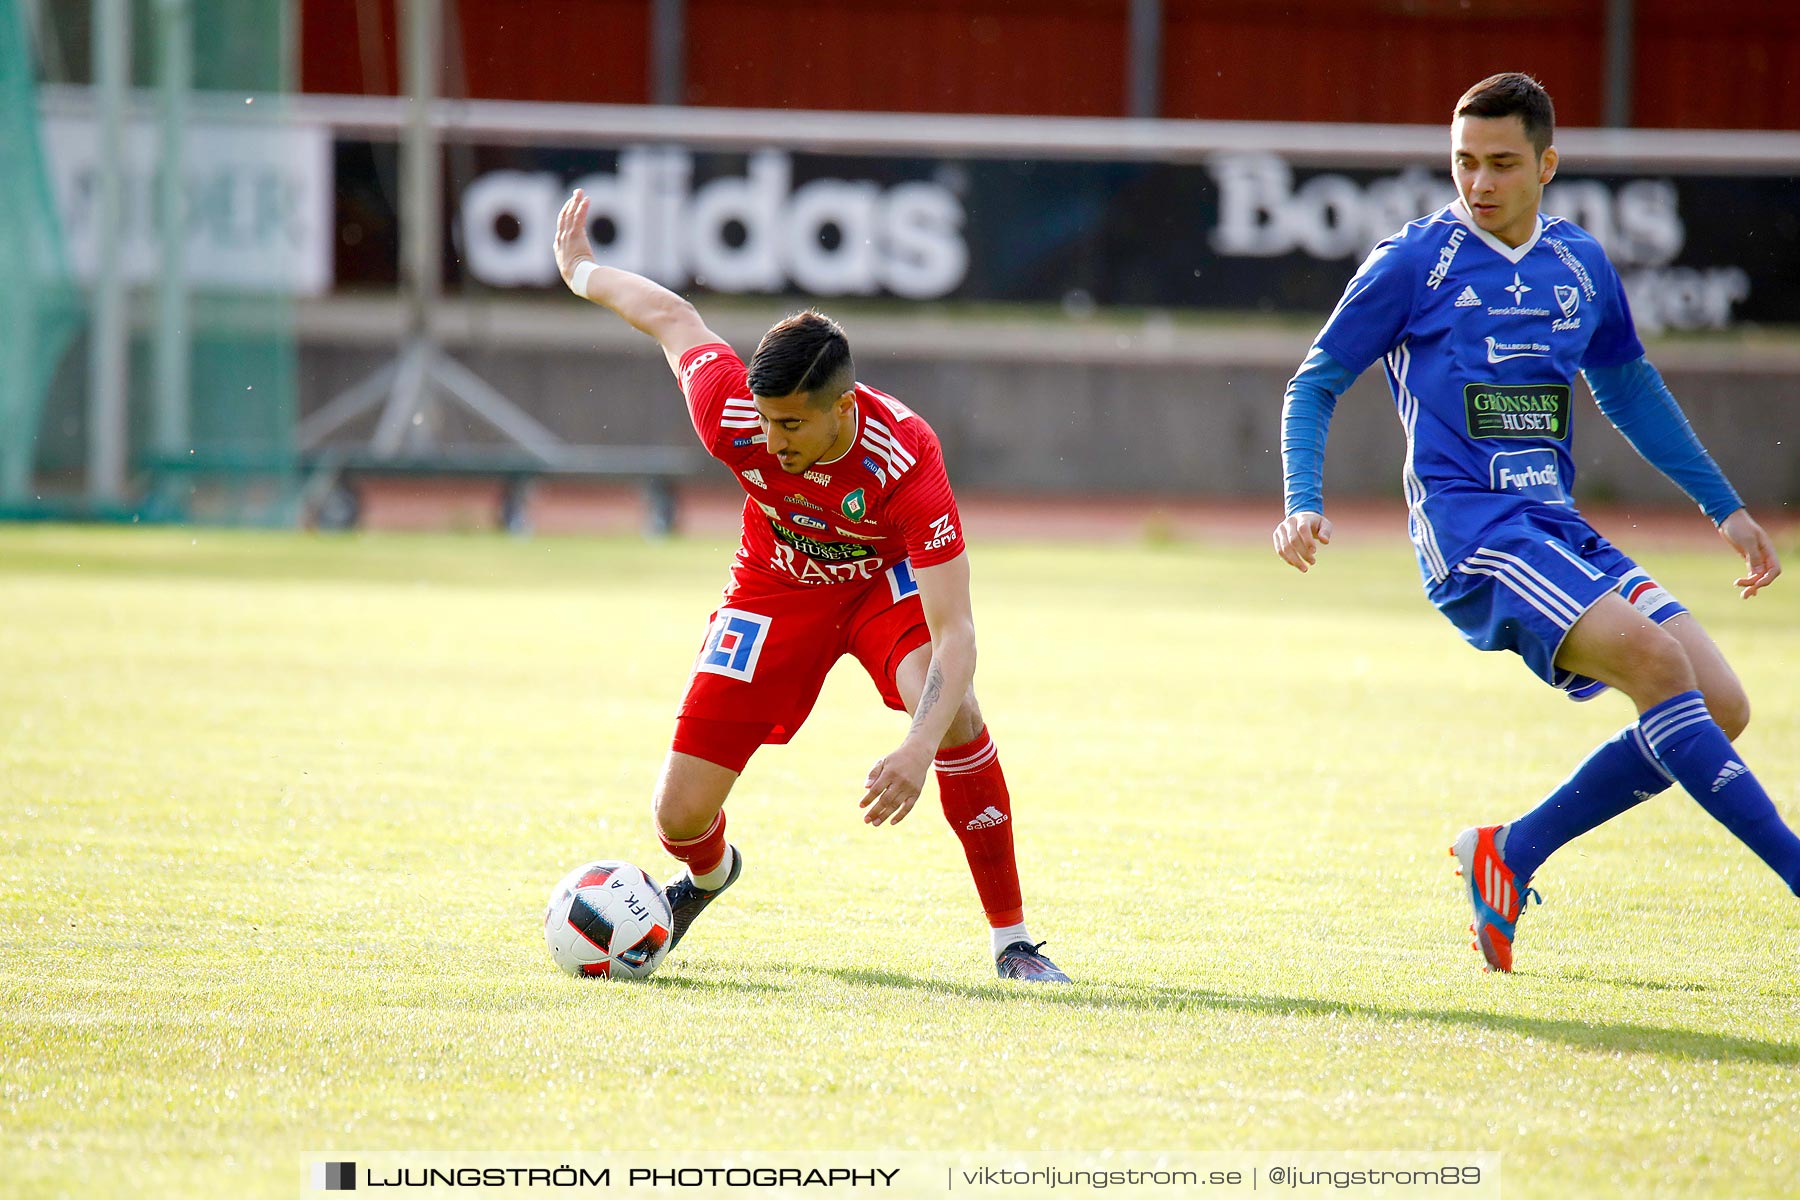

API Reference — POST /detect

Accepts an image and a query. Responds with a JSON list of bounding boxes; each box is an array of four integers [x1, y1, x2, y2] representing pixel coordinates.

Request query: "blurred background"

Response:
[[4, 0, 1797, 535]]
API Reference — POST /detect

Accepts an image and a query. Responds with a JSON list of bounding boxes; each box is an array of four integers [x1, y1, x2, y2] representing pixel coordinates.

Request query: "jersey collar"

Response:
[[1450, 199, 1545, 264], [816, 398, 860, 467]]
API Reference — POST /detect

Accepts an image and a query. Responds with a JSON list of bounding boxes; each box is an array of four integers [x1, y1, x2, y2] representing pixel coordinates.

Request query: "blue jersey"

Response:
[[1310, 201, 1644, 585]]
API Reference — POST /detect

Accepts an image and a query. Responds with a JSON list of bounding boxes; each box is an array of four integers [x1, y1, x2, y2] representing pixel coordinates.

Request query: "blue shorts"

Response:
[[1428, 509, 1686, 700]]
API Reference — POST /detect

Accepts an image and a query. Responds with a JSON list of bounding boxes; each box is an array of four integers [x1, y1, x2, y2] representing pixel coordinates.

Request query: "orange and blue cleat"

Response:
[[1450, 825, 1540, 972]]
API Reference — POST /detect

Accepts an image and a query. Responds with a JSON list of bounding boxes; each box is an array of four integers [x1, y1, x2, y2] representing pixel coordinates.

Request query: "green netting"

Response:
[[6, 0, 300, 524], [0, 0, 83, 504]]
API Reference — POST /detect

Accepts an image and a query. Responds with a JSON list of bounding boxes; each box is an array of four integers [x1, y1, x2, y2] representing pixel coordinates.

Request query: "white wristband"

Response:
[[570, 259, 597, 298]]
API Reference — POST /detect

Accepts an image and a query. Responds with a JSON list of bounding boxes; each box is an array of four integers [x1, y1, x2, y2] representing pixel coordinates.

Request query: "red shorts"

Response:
[[673, 560, 931, 769]]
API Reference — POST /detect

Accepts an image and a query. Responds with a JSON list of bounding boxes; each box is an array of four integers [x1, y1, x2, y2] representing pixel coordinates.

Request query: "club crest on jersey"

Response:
[[741, 469, 766, 489], [1552, 285, 1582, 331], [841, 488, 868, 522], [804, 470, 831, 486]]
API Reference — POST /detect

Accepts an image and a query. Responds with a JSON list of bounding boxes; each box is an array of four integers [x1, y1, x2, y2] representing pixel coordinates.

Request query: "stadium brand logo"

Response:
[[461, 149, 969, 299], [1484, 338, 1549, 363], [741, 469, 765, 489], [1454, 286, 1481, 308], [1425, 227, 1466, 290], [1464, 384, 1572, 440]]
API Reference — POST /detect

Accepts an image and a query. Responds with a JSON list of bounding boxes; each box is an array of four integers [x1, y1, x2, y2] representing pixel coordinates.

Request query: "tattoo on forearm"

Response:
[[910, 664, 944, 733]]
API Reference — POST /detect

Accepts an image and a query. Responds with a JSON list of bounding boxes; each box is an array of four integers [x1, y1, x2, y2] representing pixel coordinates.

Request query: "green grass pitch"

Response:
[[2, 524, 1796, 1197]]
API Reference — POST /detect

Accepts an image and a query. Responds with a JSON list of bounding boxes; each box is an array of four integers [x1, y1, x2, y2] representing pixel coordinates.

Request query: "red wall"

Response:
[[683, 0, 1127, 115], [301, 0, 650, 103], [1634, 0, 1800, 129], [299, 0, 1800, 129], [1160, 0, 1608, 126]]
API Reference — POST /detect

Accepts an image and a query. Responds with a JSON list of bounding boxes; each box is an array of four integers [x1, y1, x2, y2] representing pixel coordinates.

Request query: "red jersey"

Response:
[[678, 342, 965, 591]]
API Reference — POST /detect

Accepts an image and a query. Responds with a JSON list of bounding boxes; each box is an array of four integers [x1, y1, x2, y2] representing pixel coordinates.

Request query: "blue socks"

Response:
[[1506, 690, 1800, 895], [1638, 691, 1800, 895], [1503, 724, 1672, 882]]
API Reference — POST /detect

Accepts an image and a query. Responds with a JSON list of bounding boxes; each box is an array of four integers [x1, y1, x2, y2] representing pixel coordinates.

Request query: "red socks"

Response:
[[934, 728, 1024, 927], [659, 811, 728, 877]]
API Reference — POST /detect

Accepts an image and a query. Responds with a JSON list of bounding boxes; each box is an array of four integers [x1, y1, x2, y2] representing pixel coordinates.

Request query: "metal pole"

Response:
[[401, 0, 441, 337], [1126, 0, 1162, 119], [1604, 0, 1635, 128], [87, 0, 130, 502], [153, 0, 191, 459], [651, 0, 685, 106]]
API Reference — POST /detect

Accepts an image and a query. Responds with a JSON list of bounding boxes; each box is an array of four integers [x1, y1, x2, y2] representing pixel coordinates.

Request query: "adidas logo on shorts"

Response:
[[965, 805, 1009, 831], [1454, 285, 1481, 308]]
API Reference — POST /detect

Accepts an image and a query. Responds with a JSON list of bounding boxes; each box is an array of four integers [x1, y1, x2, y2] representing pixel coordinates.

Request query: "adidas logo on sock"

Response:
[[1710, 760, 1748, 793], [1454, 285, 1481, 308], [965, 805, 1009, 831]]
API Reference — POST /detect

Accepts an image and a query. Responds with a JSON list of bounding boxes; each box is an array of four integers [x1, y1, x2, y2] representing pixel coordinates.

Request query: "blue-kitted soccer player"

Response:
[[1272, 72, 1797, 972]]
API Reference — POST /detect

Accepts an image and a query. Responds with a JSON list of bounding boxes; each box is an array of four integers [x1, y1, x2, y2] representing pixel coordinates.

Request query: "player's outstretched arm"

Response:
[[859, 553, 976, 829], [1273, 347, 1353, 574], [554, 188, 722, 374], [1273, 510, 1334, 573], [1718, 508, 1782, 598]]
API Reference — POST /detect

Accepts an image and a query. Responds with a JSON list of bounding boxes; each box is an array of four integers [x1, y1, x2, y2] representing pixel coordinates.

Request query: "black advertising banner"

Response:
[[332, 141, 1800, 331]]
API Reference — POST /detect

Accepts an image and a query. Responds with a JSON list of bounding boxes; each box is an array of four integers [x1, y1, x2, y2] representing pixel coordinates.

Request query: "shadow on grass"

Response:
[[808, 966, 1800, 1066]]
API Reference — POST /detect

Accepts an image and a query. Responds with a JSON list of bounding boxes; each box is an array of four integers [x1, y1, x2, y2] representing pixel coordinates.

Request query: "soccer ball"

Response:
[[543, 860, 673, 979]]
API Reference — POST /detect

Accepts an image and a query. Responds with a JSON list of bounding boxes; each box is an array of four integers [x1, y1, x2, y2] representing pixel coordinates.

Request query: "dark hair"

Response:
[[746, 310, 854, 406], [1455, 73, 1555, 157]]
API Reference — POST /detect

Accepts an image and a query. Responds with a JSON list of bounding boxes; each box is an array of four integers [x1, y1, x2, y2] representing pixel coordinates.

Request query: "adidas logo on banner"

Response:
[[1454, 285, 1481, 308], [1710, 760, 1748, 792], [965, 805, 1009, 831]]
